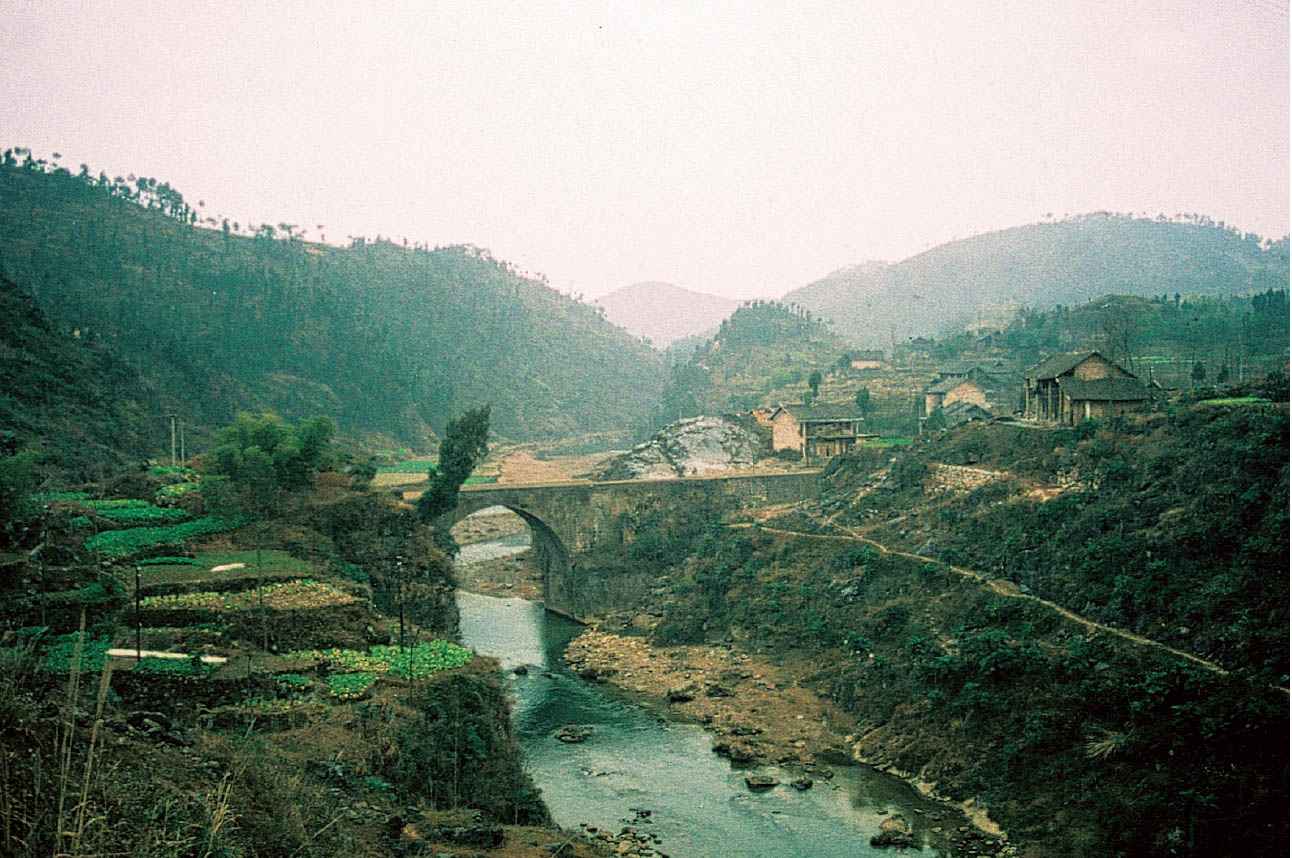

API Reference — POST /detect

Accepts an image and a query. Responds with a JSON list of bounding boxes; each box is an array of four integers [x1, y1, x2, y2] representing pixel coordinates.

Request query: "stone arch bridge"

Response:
[[448, 470, 820, 620]]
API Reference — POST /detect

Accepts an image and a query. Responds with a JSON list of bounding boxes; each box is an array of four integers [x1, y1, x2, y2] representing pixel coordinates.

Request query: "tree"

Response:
[[0, 447, 40, 546], [1191, 361, 1207, 387], [207, 412, 335, 510], [854, 387, 872, 416], [925, 407, 948, 432], [808, 370, 823, 400], [417, 406, 490, 523]]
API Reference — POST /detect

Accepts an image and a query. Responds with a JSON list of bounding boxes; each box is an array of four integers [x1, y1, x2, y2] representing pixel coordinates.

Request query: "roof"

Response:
[[925, 376, 964, 394], [1028, 351, 1103, 380], [1056, 376, 1151, 401], [772, 404, 864, 422], [944, 401, 994, 425], [852, 350, 885, 360]]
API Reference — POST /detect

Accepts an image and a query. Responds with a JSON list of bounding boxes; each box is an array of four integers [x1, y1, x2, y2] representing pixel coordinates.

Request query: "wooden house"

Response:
[[922, 364, 1017, 420], [1023, 351, 1149, 424], [768, 404, 864, 463]]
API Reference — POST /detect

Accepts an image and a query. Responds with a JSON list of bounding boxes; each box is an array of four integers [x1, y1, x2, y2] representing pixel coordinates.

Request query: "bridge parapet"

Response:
[[449, 469, 821, 619]]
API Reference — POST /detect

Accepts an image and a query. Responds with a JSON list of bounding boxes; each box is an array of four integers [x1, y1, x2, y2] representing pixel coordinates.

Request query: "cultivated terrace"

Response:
[[0, 414, 621, 858]]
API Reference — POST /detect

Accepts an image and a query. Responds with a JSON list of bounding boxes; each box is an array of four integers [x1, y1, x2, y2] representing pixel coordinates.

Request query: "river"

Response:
[[456, 528, 949, 857]]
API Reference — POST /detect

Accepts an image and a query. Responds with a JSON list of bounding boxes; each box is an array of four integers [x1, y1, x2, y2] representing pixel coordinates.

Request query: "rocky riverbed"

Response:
[[564, 629, 1016, 858]]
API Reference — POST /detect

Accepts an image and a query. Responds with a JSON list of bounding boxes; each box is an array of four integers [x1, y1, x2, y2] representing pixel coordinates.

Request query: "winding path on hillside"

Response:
[[727, 519, 1289, 693]]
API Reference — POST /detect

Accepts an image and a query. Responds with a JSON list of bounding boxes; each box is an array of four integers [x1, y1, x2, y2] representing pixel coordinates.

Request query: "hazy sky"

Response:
[[2, 1, 1287, 299]]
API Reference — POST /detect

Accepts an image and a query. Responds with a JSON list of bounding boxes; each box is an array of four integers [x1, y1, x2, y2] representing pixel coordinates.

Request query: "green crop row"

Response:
[[137, 556, 200, 567], [84, 498, 153, 510], [287, 640, 472, 680], [326, 672, 377, 700], [134, 656, 216, 677], [275, 672, 312, 689], [376, 458, 437, 474], [149, 465, 198, 479], [83, 514, 247, 557], [31, 491, 91, 502], [39, 633, 112, 674], [139, 579, 355, 612], [87, 505, 191, 528], [156, 482, 200, 499]]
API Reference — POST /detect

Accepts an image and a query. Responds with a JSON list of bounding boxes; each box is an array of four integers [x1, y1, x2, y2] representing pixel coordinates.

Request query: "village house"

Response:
[[921, 363, 1018, 430], [768, 404, 865, 463], [848, 349, 886, 371], [1023, 351, 1150, 424]]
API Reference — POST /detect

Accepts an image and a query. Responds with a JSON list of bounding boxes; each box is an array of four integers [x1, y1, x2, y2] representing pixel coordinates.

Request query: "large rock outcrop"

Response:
[[598, 417, 766, 480]]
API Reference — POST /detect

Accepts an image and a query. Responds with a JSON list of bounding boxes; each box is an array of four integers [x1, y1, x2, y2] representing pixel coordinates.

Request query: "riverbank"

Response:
[[564, 629, 1014, 858]]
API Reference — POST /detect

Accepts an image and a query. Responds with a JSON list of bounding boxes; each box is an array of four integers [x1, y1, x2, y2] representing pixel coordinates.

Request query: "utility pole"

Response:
[[396, 554, 406, 657], [178, 420, 185, 463], [134, 565, 142, 662], [169, 414, 177, 466]]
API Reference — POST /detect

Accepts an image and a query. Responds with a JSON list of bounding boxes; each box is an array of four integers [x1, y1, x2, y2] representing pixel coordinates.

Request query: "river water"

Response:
[[456, 530, 948, 857]]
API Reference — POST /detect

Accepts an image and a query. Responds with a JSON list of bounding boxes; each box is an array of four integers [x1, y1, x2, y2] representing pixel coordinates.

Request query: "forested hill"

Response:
[[0, 276, 159, 476], [785, 214, 1290, 346], [0, 154, 664, 445], [656, 300, 846, 422]]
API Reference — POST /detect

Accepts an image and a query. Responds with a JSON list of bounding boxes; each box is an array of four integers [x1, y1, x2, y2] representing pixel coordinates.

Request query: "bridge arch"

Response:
[[448, 497, 576, 618]]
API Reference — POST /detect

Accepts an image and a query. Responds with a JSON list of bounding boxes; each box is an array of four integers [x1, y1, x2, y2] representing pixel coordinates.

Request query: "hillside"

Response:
[[786, 215, 1291, 346], [0, 276, 160, 476], [0, 155, 665, 446], [595, 281, 738, 348], [655, 300, 849, 423]]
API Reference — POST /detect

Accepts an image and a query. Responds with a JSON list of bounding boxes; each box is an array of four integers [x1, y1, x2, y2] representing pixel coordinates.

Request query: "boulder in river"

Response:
[[870, 814, 916, 848], [666, 685, 696, 703], [744, 774, 779, 791], [555, 724, 594, 744]]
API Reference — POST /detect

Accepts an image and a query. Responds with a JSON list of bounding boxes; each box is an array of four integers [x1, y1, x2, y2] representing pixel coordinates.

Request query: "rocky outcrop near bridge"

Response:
[[597, 416, 766, 480]]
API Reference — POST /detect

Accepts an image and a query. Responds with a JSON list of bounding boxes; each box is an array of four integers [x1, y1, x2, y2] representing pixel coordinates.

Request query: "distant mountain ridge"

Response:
[[596, 281, 739, 348], [784, 215, 1289, 347], [0, 157, 665, 446]]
